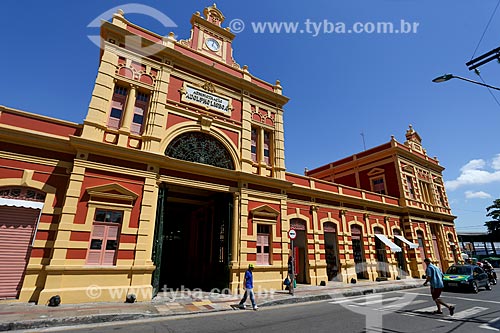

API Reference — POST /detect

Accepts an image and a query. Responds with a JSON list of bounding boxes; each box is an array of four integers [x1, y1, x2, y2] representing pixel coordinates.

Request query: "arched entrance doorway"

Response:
[[430, 224, 443, 269], [153, 185, 233, 294], [0, 187, 44, 299], [393, 229, 407, 276], [351, 225, 368, 280], [151, 132, 236, 295], [323, 222, 339, 280], [290, 218, 309, 284], [374, 227, 389, 278], [448, 233, 459, 264]]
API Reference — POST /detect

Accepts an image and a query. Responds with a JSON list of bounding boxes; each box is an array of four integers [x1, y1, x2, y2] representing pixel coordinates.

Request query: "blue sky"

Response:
[[2, 1, 500, 232]]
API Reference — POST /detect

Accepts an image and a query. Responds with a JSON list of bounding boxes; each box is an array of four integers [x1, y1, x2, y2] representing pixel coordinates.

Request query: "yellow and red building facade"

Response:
[[0, 5, 459, 304]]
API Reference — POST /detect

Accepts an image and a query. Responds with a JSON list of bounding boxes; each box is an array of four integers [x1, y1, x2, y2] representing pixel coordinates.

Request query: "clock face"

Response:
[[205, 38, 220, 52]]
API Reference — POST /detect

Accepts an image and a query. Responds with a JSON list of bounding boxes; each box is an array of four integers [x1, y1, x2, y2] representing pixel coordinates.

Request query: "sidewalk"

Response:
[[0, 278, 422, 331]]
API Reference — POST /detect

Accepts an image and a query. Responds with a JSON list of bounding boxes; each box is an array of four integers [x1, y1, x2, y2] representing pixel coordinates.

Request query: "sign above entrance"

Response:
[[180, 83, 232, 115], [288, 229, 297, 240]]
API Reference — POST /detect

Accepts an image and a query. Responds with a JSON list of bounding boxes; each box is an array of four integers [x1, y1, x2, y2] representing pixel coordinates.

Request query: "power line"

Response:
[[470, 0, 500, 60], [477, 73, 500, 108], [452, 208, 484, 213]]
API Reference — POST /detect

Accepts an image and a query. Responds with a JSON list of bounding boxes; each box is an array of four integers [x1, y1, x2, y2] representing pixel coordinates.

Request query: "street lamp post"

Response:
[[432, 74, 500, 91]]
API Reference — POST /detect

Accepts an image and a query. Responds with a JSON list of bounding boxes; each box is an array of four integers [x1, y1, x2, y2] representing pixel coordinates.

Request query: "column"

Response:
[[118, 84, 137, 146], [258, 127, 265, 175]]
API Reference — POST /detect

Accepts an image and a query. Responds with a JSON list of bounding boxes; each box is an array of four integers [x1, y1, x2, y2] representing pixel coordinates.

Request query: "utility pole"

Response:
[[466, 46, 500, 71]]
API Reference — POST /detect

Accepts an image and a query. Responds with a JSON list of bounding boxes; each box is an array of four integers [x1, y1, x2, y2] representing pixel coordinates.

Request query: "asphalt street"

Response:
[[29, 284, 500, 333]]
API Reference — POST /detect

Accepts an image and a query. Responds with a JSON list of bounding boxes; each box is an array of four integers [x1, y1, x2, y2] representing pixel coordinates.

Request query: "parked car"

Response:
[[443, 265, 491, 293]]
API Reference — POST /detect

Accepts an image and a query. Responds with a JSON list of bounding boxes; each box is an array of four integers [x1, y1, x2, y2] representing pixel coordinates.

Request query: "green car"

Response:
[[443, 265, 492, 293]]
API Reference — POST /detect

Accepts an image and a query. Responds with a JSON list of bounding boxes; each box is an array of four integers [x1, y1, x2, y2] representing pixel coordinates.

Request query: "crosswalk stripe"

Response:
[[359, 297, 402, 305], [329, 294, 381, 304], [380, 299, 427, 310], [397, 291, 500, 305], [411, 305, 441, 313], [452, 306, 488, 319], [479, 317, 500, 331]]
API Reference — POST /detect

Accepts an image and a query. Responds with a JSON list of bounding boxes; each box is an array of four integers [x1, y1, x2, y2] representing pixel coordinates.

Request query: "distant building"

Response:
[[0, 5, 458, 304], [306, 126, 459, 278], [457, 231, 500, 259]]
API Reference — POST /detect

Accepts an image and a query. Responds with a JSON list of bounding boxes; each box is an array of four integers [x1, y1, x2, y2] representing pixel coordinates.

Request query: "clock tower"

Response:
[[181, 3, 238, 67]]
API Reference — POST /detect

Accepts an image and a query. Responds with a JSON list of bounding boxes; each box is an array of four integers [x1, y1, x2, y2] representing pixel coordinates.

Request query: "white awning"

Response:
[[0, 198, 43, 209], [394, 235, 419, 249], [375, 234, 402, 253]]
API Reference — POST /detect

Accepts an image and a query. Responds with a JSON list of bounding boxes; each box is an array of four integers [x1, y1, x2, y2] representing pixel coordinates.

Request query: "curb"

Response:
[[0, 313, 154, 332]]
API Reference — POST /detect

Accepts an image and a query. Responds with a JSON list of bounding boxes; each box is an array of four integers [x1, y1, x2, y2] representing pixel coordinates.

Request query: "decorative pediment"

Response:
[[86, 183, 138, 203], [367, 168, 385, 176], [203, 3, 225, 26], [433, 177, 443, 185], [402, 165, 414, 174], [201, 81, 216, 93], [250, 205, 280, 220]]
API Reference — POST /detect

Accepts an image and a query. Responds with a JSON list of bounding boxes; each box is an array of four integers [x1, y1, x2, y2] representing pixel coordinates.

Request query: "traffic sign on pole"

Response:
[[288, 229, 297, 239]]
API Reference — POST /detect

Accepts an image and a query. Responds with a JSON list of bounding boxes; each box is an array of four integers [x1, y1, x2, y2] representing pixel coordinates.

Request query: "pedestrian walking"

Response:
[[238, 264, 258, 310], [423, 258, 455, 316]]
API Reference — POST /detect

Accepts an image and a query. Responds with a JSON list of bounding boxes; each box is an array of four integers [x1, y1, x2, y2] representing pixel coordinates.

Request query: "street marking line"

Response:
[[329, 294, 381, 304], [479, 317, 500, 332], [452, 306, 488, 320], [437, 319, 453, 323], [359, 297, 402, 305], [397, 291, 500, 305], [399, 305, 453, 323], [380, 299, 427, 310], [412, 305, 442, 313]]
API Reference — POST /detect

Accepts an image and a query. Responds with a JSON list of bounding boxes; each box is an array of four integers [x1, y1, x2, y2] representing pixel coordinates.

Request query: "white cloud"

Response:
[[445, 155, 500, 191], [492, 154, 500, 170], [464, 191, 492, 199], [461, 159, 485, 171]]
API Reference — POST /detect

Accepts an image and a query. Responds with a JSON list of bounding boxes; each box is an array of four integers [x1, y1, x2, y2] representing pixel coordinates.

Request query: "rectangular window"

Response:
[[473, 242, 487, 255], [419, 180, 434, 204], [406, 176, 415, 199], [114, 86, 128, 96], [108, 85, 128, 129], [256, 224, 270, 265], [251, 128, 258, 163], [263, 130, 271, 165], [131, 92, 149, 134], [372, 177, 386, 195], [87, 209, 123, 266]]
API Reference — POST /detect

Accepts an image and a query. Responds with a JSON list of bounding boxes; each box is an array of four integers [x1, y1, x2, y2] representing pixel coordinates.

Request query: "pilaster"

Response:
[[82, 46, 119, 141], [240, 93, 253, 173], [142, 63, 172, 153]]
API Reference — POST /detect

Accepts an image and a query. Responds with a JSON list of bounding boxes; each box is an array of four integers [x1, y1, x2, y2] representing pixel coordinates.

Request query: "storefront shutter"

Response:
[[0, 206, 40, 299]]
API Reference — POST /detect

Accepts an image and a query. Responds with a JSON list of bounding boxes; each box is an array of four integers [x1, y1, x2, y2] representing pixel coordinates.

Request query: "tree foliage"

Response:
[[485, 198, 500, 236]]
